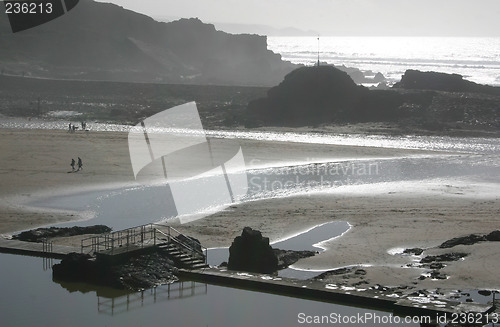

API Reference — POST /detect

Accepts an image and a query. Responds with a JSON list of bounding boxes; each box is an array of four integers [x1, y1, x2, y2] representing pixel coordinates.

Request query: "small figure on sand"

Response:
[[70, 158, 75, 171], [77, 157, 83, 171], [68, 123, 72, 132]]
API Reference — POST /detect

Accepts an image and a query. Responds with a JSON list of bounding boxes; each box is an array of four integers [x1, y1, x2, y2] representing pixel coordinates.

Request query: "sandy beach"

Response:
[[1, 126, 500, 296]]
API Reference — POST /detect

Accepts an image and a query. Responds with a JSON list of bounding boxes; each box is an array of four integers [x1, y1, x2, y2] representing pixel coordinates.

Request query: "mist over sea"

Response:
[[267, 36, 500, 86]]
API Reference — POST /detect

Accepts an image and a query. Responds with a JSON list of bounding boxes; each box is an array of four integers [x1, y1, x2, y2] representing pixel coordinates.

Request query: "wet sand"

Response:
[[1, 127, 500, 295], [0, 127, 430, 233]]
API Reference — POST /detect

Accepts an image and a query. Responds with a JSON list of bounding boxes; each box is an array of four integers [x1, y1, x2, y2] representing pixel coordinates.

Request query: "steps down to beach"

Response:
[[159, 243, 209, 270]]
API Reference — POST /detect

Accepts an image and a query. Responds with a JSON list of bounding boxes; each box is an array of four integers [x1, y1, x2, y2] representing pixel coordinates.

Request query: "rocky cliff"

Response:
[[0, 0, 296, 86]]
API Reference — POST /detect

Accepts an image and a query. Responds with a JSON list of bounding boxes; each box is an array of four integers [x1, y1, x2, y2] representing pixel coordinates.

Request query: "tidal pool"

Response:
[[0, 253, 419, 327]]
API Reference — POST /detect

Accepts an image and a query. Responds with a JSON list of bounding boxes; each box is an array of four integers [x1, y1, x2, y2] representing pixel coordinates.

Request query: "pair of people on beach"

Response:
[[68, 123, 78, 133], [70, 157, 83, 171]]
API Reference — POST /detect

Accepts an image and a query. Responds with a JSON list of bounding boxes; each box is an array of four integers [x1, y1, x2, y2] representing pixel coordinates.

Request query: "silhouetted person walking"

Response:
[[77, 157, 83, 171], [70, 158, 75, 171]]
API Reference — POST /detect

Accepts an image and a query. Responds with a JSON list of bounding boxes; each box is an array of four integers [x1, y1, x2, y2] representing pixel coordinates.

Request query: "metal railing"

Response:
[[80, 223, 207, 263], [155, 228, 207, 263], [81, 223, 158, 254]]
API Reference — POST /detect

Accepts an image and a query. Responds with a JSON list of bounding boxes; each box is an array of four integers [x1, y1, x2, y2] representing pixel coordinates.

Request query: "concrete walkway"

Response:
[[0, 237, 79, 259], [179, 267, 494, 321]]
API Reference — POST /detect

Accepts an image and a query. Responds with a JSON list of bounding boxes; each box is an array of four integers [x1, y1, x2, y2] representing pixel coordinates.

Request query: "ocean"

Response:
[[267, 36, 500, 86]]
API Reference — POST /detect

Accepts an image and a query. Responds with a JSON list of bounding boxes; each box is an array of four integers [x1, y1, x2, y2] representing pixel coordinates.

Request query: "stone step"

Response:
[[158, 241, 207, 269]]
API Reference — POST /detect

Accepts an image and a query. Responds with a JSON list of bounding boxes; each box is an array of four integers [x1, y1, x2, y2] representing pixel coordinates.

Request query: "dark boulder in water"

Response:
[[228, 227, 278, 274]]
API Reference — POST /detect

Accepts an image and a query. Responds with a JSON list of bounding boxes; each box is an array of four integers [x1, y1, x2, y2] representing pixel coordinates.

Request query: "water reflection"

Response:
[[54, 279, 208, 316], [1, 253, 420, 327]]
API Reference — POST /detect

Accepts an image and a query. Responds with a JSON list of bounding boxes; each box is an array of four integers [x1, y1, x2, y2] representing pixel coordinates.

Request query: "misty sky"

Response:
[[96, 0, 500, 36]]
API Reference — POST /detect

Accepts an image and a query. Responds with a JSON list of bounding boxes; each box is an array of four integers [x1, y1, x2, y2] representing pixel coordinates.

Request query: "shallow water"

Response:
[[0, 253, 419, 327], [2, 117, 500, 154], [31, 152, 500, 231]]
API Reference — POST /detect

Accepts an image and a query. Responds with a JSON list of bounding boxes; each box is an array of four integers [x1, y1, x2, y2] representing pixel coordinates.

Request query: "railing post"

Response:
[[154, 229, 156, 246]]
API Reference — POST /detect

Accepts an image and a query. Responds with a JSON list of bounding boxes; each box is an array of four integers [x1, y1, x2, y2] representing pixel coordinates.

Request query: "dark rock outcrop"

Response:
[[52, 250, 178, 291], [52, 253, 98, 282], [246, 67, 500, 133], [13, 225, 112, 242], [394, 69, 500, 95], [437, 230, 500, 248], [228, 227, 278, 274], [246, 66, 404, 127], [439, 234, 486, 248], [333, 65, 386, 84], [403, 248, 424, 255], [111, 252, 178, 290], [429, 270, 448, 280], [486, 230, 500, 241], [420, 253, 468, 264], [246, 65, 359, 126]]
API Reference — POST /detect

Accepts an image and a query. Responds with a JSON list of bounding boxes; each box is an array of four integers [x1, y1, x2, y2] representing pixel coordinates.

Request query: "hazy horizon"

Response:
[[96, 0, 500, 36]]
